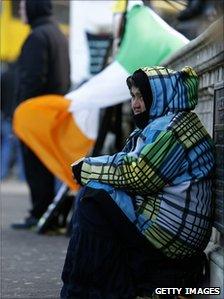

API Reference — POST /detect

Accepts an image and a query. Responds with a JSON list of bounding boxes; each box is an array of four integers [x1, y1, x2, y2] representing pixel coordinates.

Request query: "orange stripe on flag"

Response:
[[13, 95, 95, 190]]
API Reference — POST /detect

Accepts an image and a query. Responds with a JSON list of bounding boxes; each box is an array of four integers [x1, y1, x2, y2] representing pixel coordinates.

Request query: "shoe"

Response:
[[11, 216, 39, 229]]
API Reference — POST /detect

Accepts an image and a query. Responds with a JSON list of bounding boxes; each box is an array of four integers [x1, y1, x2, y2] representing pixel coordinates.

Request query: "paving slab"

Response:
[[1, 179, 70, 299]]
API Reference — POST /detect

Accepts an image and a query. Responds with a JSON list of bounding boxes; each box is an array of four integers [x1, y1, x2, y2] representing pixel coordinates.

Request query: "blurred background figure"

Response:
[[149, 0, 223, 40], [11, 0, 70, 229], [1, 62, 25, 181], [177, 0, 204, 20], [176, 0, 223, 39]]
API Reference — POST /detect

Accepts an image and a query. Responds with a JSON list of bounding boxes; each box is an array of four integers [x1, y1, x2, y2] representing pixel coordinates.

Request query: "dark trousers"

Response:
[[61, 187, 170, 299], [21, 142, 55, 219], [61, 187, 208, 299]]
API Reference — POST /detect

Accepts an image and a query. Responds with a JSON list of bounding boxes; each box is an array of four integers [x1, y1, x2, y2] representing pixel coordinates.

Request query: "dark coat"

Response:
[[16, 0, 70, 105], [1, 63, 18, 118]]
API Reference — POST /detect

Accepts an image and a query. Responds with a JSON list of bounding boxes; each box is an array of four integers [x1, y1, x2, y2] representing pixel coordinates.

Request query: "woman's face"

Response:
[[130, 86, 146, 115]]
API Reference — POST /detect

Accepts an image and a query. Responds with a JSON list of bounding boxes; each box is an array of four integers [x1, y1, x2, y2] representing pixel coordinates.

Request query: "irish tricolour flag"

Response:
[[13, 4, 188, 190]]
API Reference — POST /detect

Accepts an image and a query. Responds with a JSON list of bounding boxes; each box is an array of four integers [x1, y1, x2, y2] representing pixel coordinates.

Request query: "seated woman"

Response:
[[61, 66, 215, 299]]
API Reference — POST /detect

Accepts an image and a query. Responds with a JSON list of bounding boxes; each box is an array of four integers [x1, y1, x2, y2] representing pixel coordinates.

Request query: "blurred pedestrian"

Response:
[[12, 0, 70, 229], [61, 66, 215, 298], [1, 62, 25, 181]]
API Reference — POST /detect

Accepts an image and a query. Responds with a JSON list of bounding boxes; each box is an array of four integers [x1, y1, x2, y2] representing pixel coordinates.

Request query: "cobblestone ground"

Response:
[[1, 179, 70, 299]]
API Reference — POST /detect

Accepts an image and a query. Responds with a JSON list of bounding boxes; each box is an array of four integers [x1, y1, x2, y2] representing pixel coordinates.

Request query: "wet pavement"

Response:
[[1, 179, 70, 299]]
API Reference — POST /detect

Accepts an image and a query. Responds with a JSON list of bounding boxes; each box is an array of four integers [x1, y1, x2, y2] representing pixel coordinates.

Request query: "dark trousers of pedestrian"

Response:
[[60, 186, 176, 299], [21, 142, 55, 219]]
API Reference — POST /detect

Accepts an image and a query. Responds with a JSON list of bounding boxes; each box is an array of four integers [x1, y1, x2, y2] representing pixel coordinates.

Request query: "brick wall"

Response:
[[162, 17, 224, 298]]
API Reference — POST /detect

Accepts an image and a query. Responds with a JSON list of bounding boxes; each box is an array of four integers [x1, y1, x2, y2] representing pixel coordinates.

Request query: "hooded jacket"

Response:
[[16, 0, 70, 104], [78, 66, 215, 259]]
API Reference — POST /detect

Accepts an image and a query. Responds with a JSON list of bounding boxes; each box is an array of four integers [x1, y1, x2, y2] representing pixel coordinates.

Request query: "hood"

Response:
[[25, 0, 52, 25], [141, 66, 198, 120]]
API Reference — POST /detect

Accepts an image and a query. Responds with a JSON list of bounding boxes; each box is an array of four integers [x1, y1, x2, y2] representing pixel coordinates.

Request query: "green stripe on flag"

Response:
[[116, 5, 188, 73]]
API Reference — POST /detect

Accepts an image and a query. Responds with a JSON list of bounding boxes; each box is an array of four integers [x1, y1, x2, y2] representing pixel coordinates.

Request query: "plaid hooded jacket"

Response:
[[80, 66, 215, 259]]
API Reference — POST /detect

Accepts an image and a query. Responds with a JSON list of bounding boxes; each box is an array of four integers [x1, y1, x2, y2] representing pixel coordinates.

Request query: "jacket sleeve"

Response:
[[17, 33, 48, 103], [81, 130, 185, 195]]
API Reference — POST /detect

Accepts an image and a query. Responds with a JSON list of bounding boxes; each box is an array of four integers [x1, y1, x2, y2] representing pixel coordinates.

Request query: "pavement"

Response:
[[1, 179, 70, 299]]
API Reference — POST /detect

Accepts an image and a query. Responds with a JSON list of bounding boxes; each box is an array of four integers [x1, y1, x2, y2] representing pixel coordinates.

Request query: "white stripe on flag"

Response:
[[73, 108, 100, 140], [66, 61, 130, 112]]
